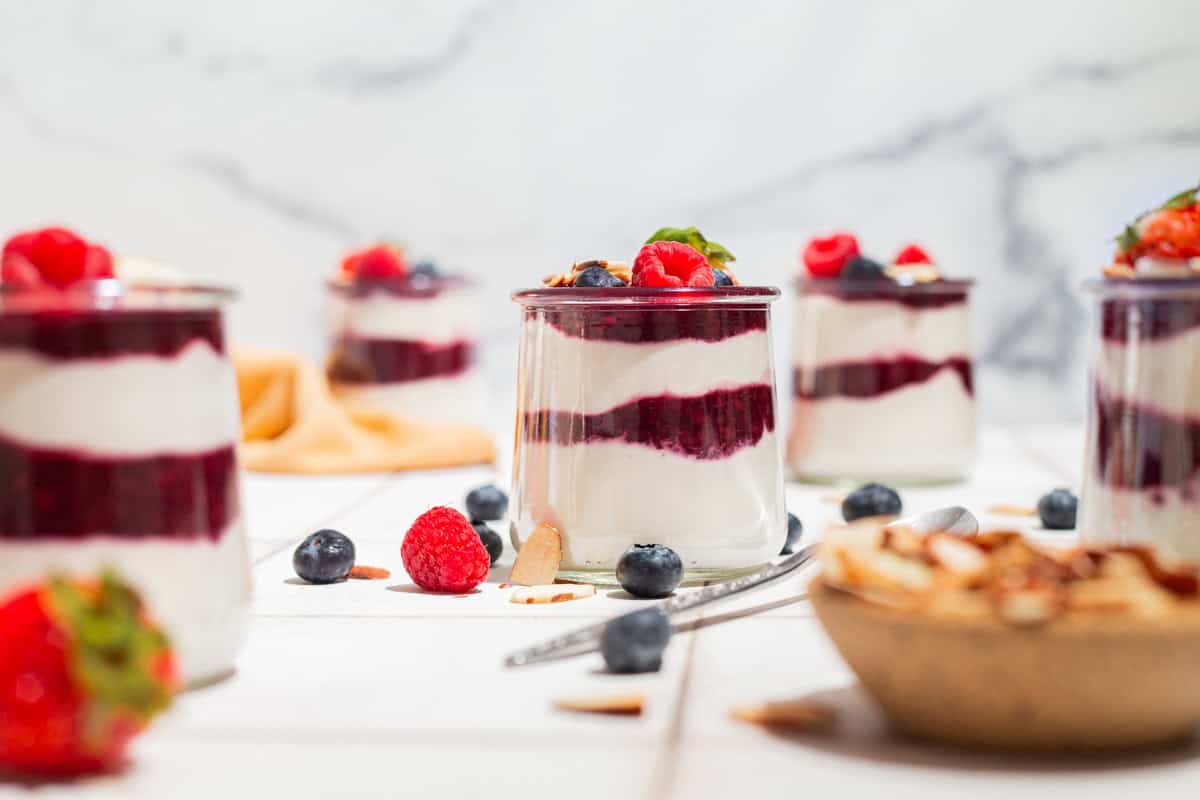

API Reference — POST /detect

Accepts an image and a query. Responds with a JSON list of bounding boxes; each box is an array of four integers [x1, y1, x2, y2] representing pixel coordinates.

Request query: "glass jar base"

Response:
[[556, 563, 767, 588]]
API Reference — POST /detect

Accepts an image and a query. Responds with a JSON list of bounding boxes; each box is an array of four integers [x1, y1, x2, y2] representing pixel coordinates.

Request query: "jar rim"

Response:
[[512, 286, 781, 306], [795, 277, 975, 295]]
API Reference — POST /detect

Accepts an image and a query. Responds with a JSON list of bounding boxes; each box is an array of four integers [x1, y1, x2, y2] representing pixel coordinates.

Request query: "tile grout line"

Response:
[[645, 595, 703, 800], [249, 471, 408, 567]]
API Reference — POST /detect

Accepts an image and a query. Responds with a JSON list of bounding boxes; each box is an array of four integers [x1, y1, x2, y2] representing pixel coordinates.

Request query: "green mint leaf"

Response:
[[645, 226, 736, 267], [1115, 224, 1140, 253], [1162, 185, 1199, 211]]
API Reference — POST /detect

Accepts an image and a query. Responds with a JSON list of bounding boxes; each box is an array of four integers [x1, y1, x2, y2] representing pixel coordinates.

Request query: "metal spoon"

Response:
[[503, 505, 979, 667]]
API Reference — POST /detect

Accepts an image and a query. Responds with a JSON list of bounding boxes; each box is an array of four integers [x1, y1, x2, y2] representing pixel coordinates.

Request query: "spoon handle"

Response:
[[503, 545, 815, 668]]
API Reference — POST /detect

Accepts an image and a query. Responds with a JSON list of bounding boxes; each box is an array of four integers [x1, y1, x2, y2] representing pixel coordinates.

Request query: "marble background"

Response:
[[1, 0, 1197, 423]]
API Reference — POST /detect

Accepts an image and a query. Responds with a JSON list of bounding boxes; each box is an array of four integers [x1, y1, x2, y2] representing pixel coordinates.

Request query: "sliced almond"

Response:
[[885, 263, 941, 283], [987, 504, 1037, 517], [992, 584, 1064, 626], [508, 523, 563, 586], [347, 565, 391, 580], [925, 533, 988, 579], [732, 699, 837, 732], [1103, 263, 1136, 279], [510, 584, 596, 604], [554, 692, 644, 716]]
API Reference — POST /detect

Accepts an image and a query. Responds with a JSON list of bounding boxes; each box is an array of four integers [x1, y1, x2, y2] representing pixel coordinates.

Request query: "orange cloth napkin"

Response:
[[235, 351, 495, 473]]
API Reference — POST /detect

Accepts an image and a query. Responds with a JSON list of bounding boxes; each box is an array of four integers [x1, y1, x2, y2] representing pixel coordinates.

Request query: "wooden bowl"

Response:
[[810, 577, 1200, 752]]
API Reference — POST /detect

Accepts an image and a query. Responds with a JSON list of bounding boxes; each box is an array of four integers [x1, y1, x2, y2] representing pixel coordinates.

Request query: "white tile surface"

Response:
[[5, 426, 1198, 800]]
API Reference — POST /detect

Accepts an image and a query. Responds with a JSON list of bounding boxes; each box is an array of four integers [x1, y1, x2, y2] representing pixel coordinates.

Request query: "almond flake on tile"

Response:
[[510, 584, 595, 604], [509, 522, 563, 586], [731, 699, 837, 732], [347, 565, 391, 580], [554, 693, 645, 716]]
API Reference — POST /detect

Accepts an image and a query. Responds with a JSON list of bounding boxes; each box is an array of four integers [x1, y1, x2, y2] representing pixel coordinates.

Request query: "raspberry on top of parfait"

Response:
[[1, 227, 114, 289], [542, 226, 740, 288], [1108, 183, 1200, 279], [800, 232, 942, 285]]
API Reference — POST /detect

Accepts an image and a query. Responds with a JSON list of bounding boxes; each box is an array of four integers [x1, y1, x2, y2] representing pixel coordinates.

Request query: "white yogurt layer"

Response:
[[333, 287, 479, 344], [787, 369, 976, 483], [332, 371, 487, 427], [1096, 327, 1200, 417], [523, 317, 772, 413], [792, 294, 970, 366], [0, 520, 250, 684], [0, 341, 241, 454], [513, 436, 786, 571], [1080, 482, 1200, 563]]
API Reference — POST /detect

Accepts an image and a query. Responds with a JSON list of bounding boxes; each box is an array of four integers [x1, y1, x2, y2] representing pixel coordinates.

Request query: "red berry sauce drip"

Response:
[[535, 305, 767, 344], [327, 338, 473, 384], [0, 308, 225, 360], [793, 356, 973, 400]]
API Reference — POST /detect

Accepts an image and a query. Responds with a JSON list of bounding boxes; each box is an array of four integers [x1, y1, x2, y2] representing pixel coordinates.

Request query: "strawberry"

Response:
[[1, 227, 114, 289], [632, 241, 714, 287], [0, 572, 177, 777], [1115, 186, 1200, 264], [340, 243, 408, 280], [893, 243, 933, 265]]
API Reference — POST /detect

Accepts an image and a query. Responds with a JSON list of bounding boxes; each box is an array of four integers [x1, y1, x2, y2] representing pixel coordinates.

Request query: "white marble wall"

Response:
[[1, 0, 1197, 422]]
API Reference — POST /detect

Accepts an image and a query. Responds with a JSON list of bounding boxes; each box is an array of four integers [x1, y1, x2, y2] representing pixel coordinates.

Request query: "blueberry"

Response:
[[616, 544, 684, 598], [842, 483, 902, 522], [473, 521, 503, 566], [601, 607, 671, 674], [1038, 489, 1078, 530], [573, 266, 627, 288], [713, 269, 734, 287], [411, 260, 439, 278], [840, 255, 887, 282], [465, 484, 508, 522], [780, 513, 804, 555], [293, 529, 356, 584]]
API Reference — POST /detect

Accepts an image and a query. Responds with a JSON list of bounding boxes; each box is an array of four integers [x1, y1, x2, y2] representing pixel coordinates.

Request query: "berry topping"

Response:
[[840, 255, 887, 282], [1114, 185, 1200, 265], [712, 268, 735, 287], [632, 241, 715, 288], [0, 572, 176, 776], [601, 607, 671, 674], [841, 483, 902, 522], [616, 544, 684, 599], [645, 226, 736, 269], [1037, 489, 1078, 530], [401, 507, 491, 593], [472, 521, 504, 566], [802, 233, 860, 278], [574, 265, 628, 288], [780, 512, 804, 556], [293, 529, 356, 584], [2, 227, 114, 289], [465, 484, 509, 522], [893, 244, 933, 265], [340, 243, 408, 280]]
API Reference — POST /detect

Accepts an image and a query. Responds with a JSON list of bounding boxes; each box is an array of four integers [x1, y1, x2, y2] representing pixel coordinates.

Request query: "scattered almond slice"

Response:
[[510, 584, 596, 604], [509, 523, 563, 586], [731, 699, 837, 732], [1103, 263, 1137, 279], [348, 565, 391, 580], [925, 533, 988, 579], [987, 504, 1037, 517], [885, 263, 941, 283], [992, 584, 1063, 626], [554, 693, 644, 716]]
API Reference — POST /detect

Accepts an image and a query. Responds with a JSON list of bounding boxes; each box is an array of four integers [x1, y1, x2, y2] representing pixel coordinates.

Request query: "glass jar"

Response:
[[1080, 279, 1200, 560], [510, 286, 786, 584], [0, 281, 249, 686], [787, 279, 976, 485], [326, 277, 486, 427]]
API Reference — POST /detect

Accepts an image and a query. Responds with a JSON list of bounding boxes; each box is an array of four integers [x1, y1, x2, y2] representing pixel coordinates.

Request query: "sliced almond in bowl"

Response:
[[509, 522, 563, 586], [510, 584, 596, 604]]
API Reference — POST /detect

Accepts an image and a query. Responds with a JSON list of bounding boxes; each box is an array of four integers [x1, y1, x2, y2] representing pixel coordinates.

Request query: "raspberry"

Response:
[[802, 233, 859, 277], [632, 241, 714, 288], [893, 243, 932, 265], [341, 244, 408, 280], [401, 506, 491, 593], [1, 228, 114, 288]]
